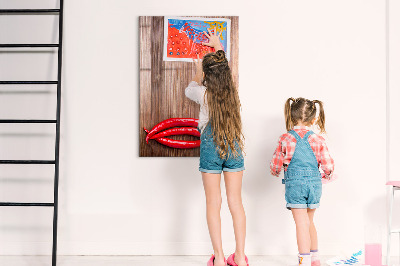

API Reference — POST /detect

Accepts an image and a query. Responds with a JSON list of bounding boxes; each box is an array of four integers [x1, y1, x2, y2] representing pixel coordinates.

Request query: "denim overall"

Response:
[[283, 130, 322, 210]]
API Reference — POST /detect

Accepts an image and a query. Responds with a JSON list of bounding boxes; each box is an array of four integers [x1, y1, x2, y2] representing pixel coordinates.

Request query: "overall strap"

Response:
[[303, 130, 314, 140], [288, 130, 301, 141]]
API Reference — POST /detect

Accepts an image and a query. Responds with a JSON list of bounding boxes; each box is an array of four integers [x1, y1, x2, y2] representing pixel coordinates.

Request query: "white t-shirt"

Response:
[[185, 81, 209, 133]]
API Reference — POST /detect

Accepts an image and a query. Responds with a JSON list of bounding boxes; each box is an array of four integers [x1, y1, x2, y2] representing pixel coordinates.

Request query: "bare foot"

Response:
[[234, 254, 247, 266], [214, 254, 225, 266], [214, 259, 225, 266]]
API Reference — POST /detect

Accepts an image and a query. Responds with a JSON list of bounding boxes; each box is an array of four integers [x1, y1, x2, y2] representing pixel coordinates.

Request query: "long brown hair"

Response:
[[202, 50, 244, 158], [284, 97, 326, 133]]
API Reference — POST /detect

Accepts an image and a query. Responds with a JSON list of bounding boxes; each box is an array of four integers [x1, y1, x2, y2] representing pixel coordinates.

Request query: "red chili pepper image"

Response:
[[144, 128, 200, 149], [149, 127, 200, 139], [145, 118, 199, 143]]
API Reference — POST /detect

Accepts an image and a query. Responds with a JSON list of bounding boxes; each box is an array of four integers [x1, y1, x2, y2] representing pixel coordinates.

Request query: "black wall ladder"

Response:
[[0, 1, 64, 265]]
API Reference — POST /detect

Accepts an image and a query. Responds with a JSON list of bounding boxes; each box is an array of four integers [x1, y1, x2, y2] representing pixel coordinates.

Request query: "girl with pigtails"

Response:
[[270, 98, 335, 266]]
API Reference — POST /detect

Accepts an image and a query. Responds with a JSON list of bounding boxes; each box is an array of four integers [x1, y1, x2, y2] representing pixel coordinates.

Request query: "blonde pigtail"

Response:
[[285, 98, 295, 131], [313, 100, 326, 133]]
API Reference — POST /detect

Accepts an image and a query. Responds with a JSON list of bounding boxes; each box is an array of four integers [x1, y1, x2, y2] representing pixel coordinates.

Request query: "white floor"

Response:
[[0, 256, 316, 266], [0, 255, 397, 266], [0, 256, 334, 266]]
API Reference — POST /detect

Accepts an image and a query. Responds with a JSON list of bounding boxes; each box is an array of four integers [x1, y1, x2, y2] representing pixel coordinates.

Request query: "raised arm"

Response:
[[193, 54, 203, 84], [192, 27, 224, 84]]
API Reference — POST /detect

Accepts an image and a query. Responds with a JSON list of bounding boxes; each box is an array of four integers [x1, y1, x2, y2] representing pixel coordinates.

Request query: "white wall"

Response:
[[388, 0, 400, 258], [0, 0, 389, 257]]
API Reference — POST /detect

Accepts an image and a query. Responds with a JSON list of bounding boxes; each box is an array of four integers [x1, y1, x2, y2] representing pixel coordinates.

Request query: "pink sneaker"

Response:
[[207, 254, 227, 266], [227, 253, 249, 266]]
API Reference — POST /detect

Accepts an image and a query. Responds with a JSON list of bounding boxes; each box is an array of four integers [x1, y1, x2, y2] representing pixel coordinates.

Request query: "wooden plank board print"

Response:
[[139, 16, 239, 157]]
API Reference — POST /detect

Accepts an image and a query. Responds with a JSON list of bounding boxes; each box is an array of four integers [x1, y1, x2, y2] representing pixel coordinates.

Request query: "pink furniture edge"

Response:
[[386, 181, 400, 187]]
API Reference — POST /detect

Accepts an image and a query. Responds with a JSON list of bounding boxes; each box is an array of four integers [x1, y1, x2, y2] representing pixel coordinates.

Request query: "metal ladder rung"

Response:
[[0, 160, 55, 164], [0, 9, 60, 14], [390, 229, 400, 233], [0, 81, 58, 84], [0, 202, 54, 207], [0, 119, 57, 123], [0, 44, 59, 48]]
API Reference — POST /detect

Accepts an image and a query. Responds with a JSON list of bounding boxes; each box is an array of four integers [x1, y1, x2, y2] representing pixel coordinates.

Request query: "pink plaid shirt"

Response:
[[270, 126, 334, 179]]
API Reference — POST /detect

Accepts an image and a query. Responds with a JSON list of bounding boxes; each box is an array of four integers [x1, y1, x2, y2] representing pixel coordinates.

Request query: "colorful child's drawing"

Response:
[[163, 17, 231, 62]]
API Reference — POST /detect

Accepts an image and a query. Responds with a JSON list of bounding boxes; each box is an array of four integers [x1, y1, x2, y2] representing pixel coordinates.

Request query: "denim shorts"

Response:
[[285, 178, 322, 209], [199, 126, 245, 174]]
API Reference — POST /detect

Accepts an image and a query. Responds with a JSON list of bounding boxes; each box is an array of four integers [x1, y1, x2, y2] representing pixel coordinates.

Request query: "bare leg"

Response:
[[224, 171, 247, 266], [307, 209, 318, 251], [291, 208, 311, 254], [202, 172, 225, 266]]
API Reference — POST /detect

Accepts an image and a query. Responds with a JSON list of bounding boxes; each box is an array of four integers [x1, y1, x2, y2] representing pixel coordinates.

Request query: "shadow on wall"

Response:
[[163, 157, 205, 253], [242, 114, 292, 254], [364, 194, 387, 246]]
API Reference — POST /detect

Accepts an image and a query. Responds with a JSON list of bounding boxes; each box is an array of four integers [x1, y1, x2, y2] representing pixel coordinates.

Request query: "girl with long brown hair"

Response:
[[185, 29, 248, 266], [270, 98, 335, 266]]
